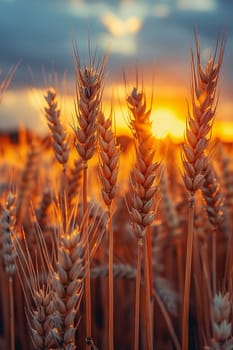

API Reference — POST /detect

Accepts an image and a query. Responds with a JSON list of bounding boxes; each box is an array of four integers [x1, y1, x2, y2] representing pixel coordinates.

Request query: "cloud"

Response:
[[0, 0, 232, 132], [97, 33, 138, 55], [0, 89, 46, 133], [0, 0, 232, 92], [153, 4, 171, 18], [101, 13, 142, 37], [177, 0, 217, 12]]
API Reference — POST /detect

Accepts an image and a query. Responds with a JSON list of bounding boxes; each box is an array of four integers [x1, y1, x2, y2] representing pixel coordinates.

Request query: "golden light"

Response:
[[151, 107, 185, 140]]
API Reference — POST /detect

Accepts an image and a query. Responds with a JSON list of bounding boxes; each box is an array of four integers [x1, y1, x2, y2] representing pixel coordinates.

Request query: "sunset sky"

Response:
[[0, 0, 233, 140]]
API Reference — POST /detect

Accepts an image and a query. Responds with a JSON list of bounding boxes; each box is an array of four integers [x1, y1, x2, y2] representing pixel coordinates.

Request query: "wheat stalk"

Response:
[[182, 33, 224, 350], [127, 85, 159, 350], [98, 110, 120, 350], [73, 43, 107, 345], [90, 263, 180, 349], [160, 167, 180, 234], [160, 167, 184, 307]]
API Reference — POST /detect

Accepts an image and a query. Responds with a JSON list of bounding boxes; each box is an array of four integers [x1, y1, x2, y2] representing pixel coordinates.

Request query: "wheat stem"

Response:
[[83, 162, 92, 344], [9, 276, 15, 350], [97, 110, 120, 350], [182, 196, 195, 350], [108, 209, 114, 350], [212, 229, 217, 296], [143, 240, 153, 350], [192, 227, 205, 348], [146, 225, 153, 297], [153, 289, 181, 350], [134, 239, 143, 350]]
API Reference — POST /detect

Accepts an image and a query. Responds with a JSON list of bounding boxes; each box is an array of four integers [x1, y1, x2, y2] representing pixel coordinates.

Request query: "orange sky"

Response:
[[1, 80, 232, 143]]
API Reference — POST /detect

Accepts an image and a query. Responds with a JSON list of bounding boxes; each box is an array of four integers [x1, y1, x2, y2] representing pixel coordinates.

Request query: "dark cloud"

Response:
[[0, 0, 107, 87], [0, 0, 233, 92]]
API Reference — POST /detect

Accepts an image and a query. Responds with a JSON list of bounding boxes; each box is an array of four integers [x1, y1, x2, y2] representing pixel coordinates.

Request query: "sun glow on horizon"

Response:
[[2, 88, 233, 144], [151, 107, 185, 140]]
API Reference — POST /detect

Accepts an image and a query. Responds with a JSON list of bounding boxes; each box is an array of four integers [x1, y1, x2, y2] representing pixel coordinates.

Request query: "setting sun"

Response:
[[151, 107, 185, 140]]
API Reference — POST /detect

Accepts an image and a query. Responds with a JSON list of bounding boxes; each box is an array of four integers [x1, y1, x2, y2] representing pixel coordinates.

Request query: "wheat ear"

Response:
[[204, 292, 233, 349], [202, 164, 224, 295], [44, 87, 70, 230], [44, 88, 70, 169], [98, 111, 120, 350], [220, 153, 233, 209], [218, 151, 233, 287], [14, 229, 62, 350], [36, 188, 53, 229], [53, 228, 84, 349], [202, 165, 224, 229], [0, 192, 17, 350], [73, 43, 107, 344], [182, 33, 224, 350], [127, 86, 159, 350]]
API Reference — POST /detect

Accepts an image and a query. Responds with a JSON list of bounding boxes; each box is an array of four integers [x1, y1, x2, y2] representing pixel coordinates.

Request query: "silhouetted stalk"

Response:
[[74, 46, 107, 346], [143, 239, 153, 350], [97, 111, 120, 350], [176, 239, 184, 302], [108, 209, 114, 350], [176, 238, 184, 333], [153, 289, 181, 350], [0, 270, 9, 349], [9, 277, 15, 350], [81, 168, 90, 343], [83, 162, 91, 342], [61, 166, 68, 231], [224, 219, 233, 287], [126, 85, 158, 350], [146, 225, 153, 297], [147, 225, 154, 342], [212, 229, 217, 296], [182, 196, 194, 350], [134, 239, 143, 350], [181, 33, 224, 349], [192, 226, 204, 348], [200, 244, 212, 341]]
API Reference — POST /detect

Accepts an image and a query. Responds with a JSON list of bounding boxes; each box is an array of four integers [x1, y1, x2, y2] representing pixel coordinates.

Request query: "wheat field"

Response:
[[0, 34, 233, 350]]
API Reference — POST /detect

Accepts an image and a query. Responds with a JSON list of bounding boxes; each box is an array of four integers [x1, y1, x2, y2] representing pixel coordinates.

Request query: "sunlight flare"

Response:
[[151, 107, 185, 140]]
